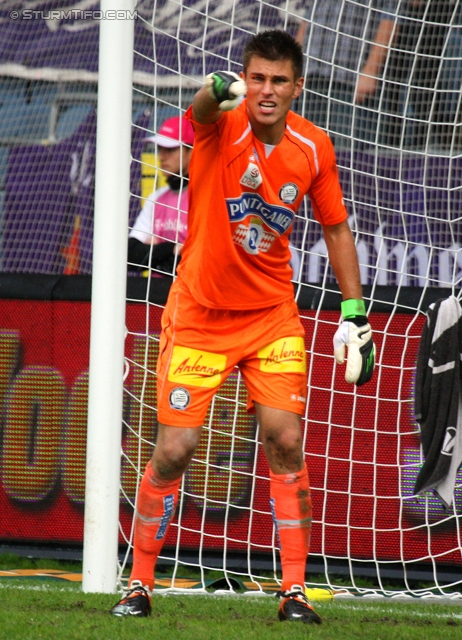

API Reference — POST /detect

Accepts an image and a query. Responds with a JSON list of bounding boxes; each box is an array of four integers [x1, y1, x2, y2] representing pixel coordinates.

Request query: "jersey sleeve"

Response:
[[307, 133, 348, 226], [185, 104, 222, 144], [185, 103, 247, 152]]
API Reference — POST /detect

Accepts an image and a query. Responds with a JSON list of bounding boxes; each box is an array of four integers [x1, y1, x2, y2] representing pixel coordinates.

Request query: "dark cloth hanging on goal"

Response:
[[413, 295, 462, 510]]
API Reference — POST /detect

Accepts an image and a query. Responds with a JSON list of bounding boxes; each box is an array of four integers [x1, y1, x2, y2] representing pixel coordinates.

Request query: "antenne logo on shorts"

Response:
[[168, 346, 226, 388], [258, 337, 306, 373]]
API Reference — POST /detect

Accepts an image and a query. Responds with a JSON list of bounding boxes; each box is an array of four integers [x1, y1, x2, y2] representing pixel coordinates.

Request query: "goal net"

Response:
[[116, 0, 462, 599], [0, 0, 461, 600]]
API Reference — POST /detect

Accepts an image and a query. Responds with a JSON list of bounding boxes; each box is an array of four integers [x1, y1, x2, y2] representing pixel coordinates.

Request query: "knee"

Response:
[[151, 424, 201, 480], [152, 448, 191, 479], [263, 424, 303, 462], [151, 439, 196, 480], [265, 428, 302, 457]]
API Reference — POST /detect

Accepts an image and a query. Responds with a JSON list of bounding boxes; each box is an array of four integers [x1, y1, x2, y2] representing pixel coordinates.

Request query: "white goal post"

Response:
[[82, 0, 135, 593], [84, 0, 462, 597]]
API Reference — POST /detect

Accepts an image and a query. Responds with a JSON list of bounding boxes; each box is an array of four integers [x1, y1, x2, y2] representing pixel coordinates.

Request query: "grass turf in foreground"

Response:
[[0, 580, 462, 640]]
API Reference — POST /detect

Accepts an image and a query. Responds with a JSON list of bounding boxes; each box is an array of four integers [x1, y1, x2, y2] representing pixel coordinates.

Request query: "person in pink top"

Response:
[[128, 115, 195, 274]]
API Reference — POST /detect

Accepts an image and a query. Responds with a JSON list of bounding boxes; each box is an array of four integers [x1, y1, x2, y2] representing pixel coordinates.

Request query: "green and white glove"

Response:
[[333, 299, 375, 386], [205, 71, 247, 111]]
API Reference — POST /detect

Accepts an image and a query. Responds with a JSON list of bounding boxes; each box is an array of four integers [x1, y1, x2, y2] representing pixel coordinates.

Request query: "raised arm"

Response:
[[192, 85, 223, 124], [192, 72, 247, 124], [295, 20, 307, 47], [355, 17, 397, 104]]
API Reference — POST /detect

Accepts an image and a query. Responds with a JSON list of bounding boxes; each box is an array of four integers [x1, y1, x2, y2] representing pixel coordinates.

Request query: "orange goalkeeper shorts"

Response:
[[156, 279, 307, 427]]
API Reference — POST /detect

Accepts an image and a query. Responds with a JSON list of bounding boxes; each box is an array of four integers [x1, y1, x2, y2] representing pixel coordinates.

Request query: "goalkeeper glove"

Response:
[[205, 71, 247, 111], [333, 299, 375, 386]]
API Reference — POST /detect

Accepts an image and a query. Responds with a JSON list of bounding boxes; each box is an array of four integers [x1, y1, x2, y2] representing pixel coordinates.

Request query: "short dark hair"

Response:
[[243, 30, 303, 80]]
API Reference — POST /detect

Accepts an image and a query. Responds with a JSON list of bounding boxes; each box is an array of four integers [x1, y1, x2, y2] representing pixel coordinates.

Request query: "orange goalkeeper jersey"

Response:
[[179, 100, 347, 310]]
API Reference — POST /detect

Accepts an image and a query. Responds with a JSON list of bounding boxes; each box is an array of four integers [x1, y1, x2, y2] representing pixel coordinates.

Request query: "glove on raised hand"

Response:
[[333, 299, 375, 386], [205, 71, 247, 111]]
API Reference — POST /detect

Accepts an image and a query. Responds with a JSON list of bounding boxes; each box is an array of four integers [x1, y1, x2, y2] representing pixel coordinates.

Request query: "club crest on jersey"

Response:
[[240, 161, 262, 190], [279, 183, 299, 204]]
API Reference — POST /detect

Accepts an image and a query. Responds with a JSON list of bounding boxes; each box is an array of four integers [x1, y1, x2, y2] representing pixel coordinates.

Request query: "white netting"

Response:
[[118, 0, 462, 599], [116, 2, 462, 595], [0, 0, 461, 599]]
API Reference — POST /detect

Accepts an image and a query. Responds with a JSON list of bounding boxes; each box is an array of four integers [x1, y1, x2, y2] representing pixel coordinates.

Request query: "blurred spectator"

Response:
[[383, 0, 460, 150], [405, 0, 459, 149], [295, 1, 398, 150], [128, 115, 194, 274]]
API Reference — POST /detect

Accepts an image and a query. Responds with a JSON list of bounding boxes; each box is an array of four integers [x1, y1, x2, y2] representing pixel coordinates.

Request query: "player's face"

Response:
[[241, 56, 303, 144], [158, 145, 191, 177]]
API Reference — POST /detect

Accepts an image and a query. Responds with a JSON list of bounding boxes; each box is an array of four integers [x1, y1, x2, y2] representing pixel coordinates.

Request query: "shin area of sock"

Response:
[[269, 464, 312, 592], [129, 462, 182, 591]]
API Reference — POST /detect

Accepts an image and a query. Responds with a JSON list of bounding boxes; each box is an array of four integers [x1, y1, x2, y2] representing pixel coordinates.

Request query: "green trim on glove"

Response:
[[341, 298, 366, 319], [211, 72, 230, 102], [205, 71, 247, 111]]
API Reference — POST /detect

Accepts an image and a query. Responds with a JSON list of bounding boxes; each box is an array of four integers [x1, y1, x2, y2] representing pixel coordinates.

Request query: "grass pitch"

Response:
[[2, 581, 462, 640], [1, 555, 462, 639]]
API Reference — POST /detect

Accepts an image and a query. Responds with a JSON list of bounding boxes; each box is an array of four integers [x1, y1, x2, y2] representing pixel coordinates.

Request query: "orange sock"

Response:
[[269, 463, 312, 592], [129, 462, 181, 591]]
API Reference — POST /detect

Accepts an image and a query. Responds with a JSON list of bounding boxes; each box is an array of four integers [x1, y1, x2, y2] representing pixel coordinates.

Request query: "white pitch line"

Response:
[[332, 602, 462, 619]]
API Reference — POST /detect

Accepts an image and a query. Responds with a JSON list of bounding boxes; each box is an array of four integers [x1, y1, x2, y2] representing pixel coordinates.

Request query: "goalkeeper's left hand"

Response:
[[333, 299, 375, 386]]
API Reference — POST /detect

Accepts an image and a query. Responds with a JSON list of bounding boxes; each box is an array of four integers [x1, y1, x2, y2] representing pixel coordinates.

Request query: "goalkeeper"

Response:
[[111, 29, 375, 624]]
